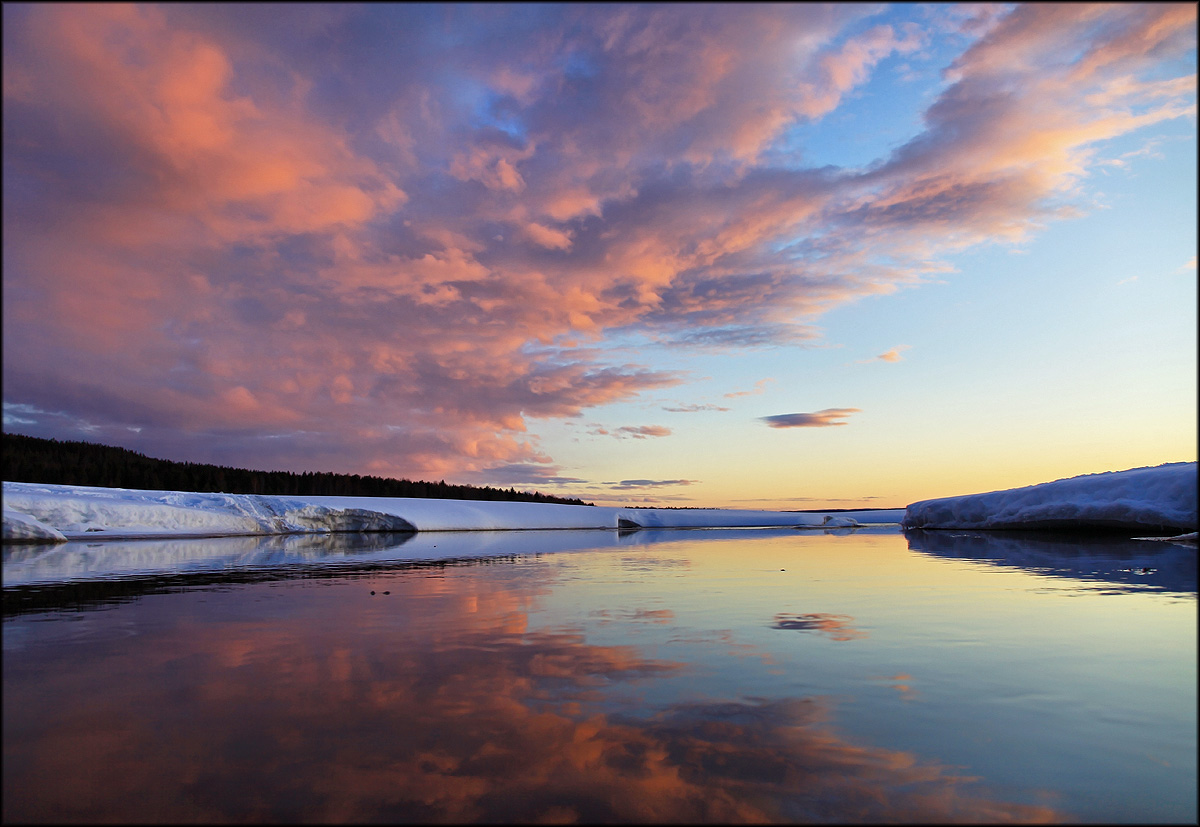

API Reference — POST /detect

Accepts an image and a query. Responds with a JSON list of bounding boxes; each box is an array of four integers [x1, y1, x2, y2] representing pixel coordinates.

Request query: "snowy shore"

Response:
[[902, 462, 1197, 535], [3, 462, 1194, 545], [1, 481, 899, 544]]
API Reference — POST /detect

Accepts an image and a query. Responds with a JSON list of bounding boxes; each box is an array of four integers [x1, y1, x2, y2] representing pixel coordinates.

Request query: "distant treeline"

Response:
[[1, 433, 593, 506]]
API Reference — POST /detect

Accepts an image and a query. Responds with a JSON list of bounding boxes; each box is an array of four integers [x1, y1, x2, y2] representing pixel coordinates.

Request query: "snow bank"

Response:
[[3, 509, 68, 544], [296, 495, 895, 531], [2, 481, 904, 543], [902, 462, 1197, 534], [1, 483, 416, 541], [11, 461, 1192, 543]]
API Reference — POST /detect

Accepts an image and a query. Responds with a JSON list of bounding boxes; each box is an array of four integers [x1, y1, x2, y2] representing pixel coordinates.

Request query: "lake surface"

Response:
[[3, 527, 1195, 823]]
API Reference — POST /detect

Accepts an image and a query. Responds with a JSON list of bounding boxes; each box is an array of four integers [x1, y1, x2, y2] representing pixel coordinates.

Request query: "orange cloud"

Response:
[[861, 345, 911, 364], [13, 4, 402, 245]]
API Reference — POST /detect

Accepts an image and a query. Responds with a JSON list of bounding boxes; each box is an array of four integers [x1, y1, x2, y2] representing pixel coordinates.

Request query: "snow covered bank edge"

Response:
[[2, 482, 900, 543], [902, 462, 1197, 535]]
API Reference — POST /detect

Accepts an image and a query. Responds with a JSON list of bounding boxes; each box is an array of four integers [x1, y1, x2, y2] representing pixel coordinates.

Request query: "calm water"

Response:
[[3, 527, 1195, 823]]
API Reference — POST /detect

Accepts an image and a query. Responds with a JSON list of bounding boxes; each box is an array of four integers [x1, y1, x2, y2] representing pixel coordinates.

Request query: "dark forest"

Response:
[[2, 433, 593, 506]]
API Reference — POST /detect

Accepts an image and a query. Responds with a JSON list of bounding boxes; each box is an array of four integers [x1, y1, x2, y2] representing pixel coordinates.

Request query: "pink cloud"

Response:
[[724, 379, 776, 399], [613, 425, 673, 440], [3, 4, 1194, 485], [797, 24, 926, 121], [852, 3, 1198, 252], [8, 5, 403, 247], [522, 222, 574, 251]]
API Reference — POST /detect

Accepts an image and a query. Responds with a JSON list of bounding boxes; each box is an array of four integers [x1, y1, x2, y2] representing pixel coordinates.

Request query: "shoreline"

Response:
[[2, 481, 903, 544], [4, 462, 1195, 545]]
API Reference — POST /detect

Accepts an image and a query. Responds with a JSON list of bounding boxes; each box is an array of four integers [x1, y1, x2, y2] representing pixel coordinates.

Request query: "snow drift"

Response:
[[902, 462, 1197, 534]]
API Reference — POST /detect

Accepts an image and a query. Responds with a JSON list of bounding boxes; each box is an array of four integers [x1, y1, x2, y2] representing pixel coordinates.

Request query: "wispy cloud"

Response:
[[462, 463, 590, 488], [724, 379, 777, 399], [761, 409, 861, 429], [732, 496, 886, 504], [662, 403, 731, 413], [587, 424, 672, 439], [615, 425, 673, 440], [2, 402, 40, 426], [857, 345, 911, 364], [607, 479, 699, 490]]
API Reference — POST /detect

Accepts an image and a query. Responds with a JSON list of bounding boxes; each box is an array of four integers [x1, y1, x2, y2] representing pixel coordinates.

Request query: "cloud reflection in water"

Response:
[[4, 547, 1063, 823], [771, 612, 868, 641]]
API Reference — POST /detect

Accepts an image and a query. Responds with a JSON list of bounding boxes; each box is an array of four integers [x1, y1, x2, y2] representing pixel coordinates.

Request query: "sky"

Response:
[[2, 3, 1196, 510]]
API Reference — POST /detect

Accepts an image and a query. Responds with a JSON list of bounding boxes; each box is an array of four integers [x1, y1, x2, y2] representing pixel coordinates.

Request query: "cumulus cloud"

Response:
[[761, 409, 861, 428], [2, 3, 1194, 482]]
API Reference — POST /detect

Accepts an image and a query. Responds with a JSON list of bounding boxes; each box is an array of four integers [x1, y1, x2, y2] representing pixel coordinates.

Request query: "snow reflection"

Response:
[[904, 529, 1198, 595]]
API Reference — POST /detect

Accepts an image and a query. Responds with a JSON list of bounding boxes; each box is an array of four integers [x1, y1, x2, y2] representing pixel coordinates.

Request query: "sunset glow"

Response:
[[3, 3, 1196, 508]]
